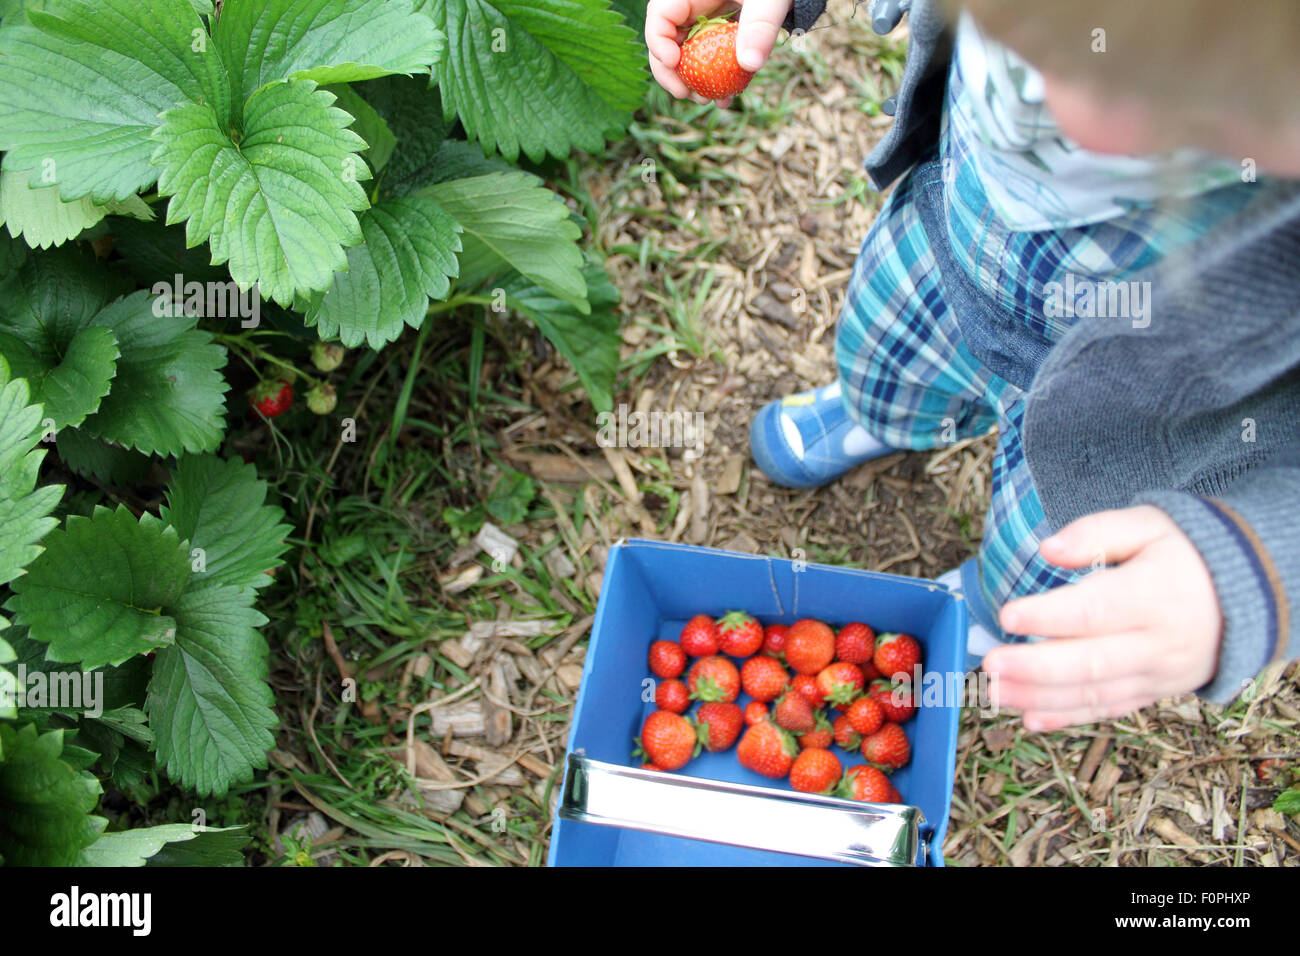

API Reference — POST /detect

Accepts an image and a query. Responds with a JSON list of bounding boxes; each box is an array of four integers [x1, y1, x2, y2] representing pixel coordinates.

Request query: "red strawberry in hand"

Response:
[[695, 701, 744, 752], [737, 720, 798, 778], [648, 640, 687, 679], [654, 679, 690, 714], [686, 655, 741, 703], [873, 632, 921, 681], [249, 378, 293, 418], [717, 610, 764, 657], [677, 18, 755, 101], [861, 722, 911, 771], [740, 655, 788, 703], [789, 748, 842, 795], [634, 710, 699, 771], [680, 614, 721, 657]]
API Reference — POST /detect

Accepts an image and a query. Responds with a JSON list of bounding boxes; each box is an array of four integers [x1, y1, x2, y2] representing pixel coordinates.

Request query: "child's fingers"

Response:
[[650, 56, 692, 98], [735, 0, 793, 71], [990, 671, 1152, 714], [1021, 696, 1154, 733], [998, 565, 1151, 639], [645, 0, 695, 68], [983, 630, 1153, 688], [1038, 504, 1171, 569]]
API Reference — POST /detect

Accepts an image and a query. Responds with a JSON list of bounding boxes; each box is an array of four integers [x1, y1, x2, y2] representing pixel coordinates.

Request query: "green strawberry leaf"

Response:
[[304, 196, 462, 348], [146, 824, 249, 866], [420, 171, 587, 313], [82, 823, 246, 866], [151, 78, 371, 306], [146, 581, 277, 797], [0, 164, 153, 250], [326, 84, 398, 175], [426, 0, 645, 162], [54, 429, 154, 486], [1275, 788, 1300, 816], [214, 0, 445, 106], [160, 454, 292, 591], [0, 723, 106, 866], [0, 361, 64, 593], [353, 74, 452, 197], [78, 290, 229, 456], [0, 0, 231, 203], [6, 505, 189, 670], [500, 262, 621, 412]]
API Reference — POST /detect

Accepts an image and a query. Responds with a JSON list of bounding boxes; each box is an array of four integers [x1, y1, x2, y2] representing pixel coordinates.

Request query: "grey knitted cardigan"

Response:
[[786, 0, 1299, 703]]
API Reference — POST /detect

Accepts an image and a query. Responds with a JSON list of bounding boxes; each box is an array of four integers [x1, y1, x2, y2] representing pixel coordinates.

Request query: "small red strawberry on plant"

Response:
[[792, 672, 827, 708], [846, 696, 885, 736], [832, 713, 862, 752], [789, 748, 842, 795], [816, 661, 865, 707], [798, 711, 834, 750], [772, 689, 816, 734], [680, 614, 721, 657], [785, 618, 835, 675], [696, 701, 744, 752], [861, 722, 911, 771], [676, 17, 755, 101], [873, 632, 921, 681], [744, 700, 769, 726], [634, 710, 699, 771], [717, 610, 764, 657], [736, 719, 799, 779], [835, 621, 876, 665], [839, 765, 896, 803], [867, 677, 917, 722], [648, 640, 687, 679], [249, 378, 293, 418], [762, 623, 788, 659], [686, 655, 741, 703], [740, 655, 788, 703], [655, 679, 690, 714]]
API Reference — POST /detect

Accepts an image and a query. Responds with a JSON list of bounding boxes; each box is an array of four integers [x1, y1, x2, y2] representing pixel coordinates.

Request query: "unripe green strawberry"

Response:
[[306, 382, 337, 415], [311, 341, 346, 371], [677, 19, 754, 100]]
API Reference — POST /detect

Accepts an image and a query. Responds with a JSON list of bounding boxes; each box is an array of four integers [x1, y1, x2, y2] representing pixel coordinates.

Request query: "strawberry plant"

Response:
[[0, 0, 647, 865]]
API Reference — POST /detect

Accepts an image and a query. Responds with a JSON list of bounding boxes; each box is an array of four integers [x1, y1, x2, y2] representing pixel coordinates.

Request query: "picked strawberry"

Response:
[[654, 679, 690, 714], [861, 722, 911, 771], [873, 632, 921, 681], [680, 614, 721, 656], [736, 719, 798, 778], [846, 696, 885, 736], [743, 700, 769, 726], [249, 378, 293, 418], [815, 661, 865, 707], [677, 17, 754, 101], [792, 672, 827, 709], [648, 640, 687, 679], [740, 655, 788, 703], [838, 765, 896, 803], [789, 748, 842, 795], [641, 762, 668, 772], [798, 711, 834, 750], [717, 610, 764, 657], [633, 710, 698, 771], [772, 689, 816, 734], [686, 655, 741, 703], [695, 701, 744, 752], [832, 713, 862, 752], [762, 623, 788, 659], [867, 678, 917, 723], [785, 618, 835, 675], [835, 621, 876, 665]]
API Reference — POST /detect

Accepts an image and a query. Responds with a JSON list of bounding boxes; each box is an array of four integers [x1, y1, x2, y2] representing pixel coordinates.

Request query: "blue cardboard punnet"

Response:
[[548, 538, 969, 867]]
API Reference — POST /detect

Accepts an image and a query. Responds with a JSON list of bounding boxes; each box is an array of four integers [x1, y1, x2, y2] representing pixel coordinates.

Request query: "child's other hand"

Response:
[[646, 0, 793, 105], [985, 505, 1223, 732]]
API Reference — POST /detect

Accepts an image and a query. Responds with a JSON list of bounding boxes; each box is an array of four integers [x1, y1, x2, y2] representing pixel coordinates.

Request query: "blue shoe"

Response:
[[749, 381, 893, 488]]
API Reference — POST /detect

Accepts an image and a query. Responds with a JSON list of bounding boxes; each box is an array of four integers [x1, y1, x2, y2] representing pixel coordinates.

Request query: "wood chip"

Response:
[[1089, 760, 1123, 801], [1149, 815, 1200, 849], [475, 522, 519, 567], [440, 640, 474, 671], [1076, 734, 1111, 785], [716, 454, 745, 495], [483, 662, 512, 748], [981, 725, 1015, 754], [427, 699, 486, 738]]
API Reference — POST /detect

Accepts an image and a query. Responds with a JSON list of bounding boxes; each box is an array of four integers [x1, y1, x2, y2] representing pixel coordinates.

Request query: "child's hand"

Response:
[[985, 505, 1223, 732], [646, 0, 793, 105]]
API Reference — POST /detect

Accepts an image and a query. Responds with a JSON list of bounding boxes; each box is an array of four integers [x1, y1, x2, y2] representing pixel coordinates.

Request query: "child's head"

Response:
[[956, 0, 1300, 176]]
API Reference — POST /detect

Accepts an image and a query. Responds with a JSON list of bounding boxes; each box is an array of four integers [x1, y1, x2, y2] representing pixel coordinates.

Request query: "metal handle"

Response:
[[559, 753, 925, 866]]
